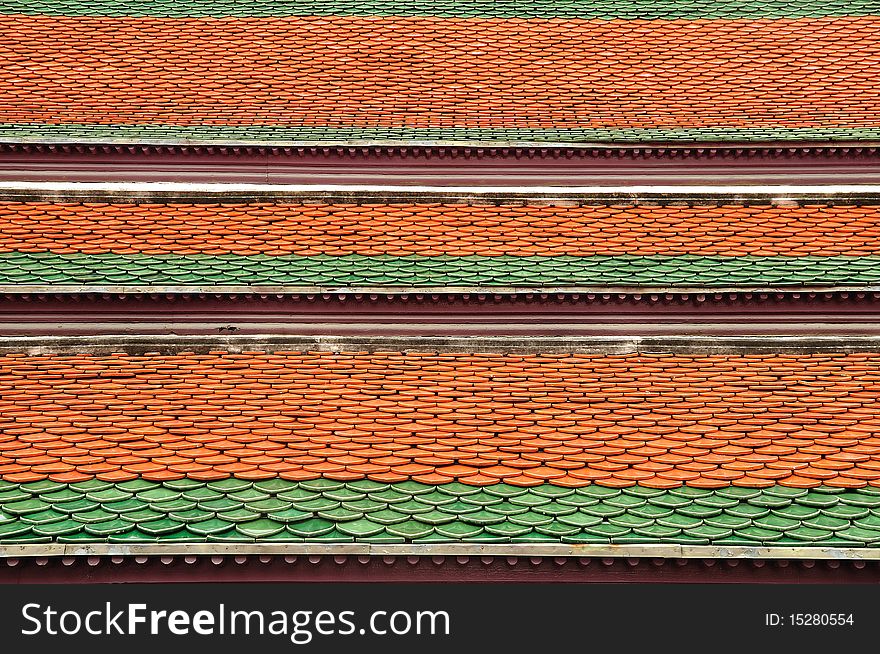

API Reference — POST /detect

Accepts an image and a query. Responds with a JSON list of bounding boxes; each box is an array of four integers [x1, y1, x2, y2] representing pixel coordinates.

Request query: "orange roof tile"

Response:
[[0, 350, 879, 489], [0, 200, 878, 257], [0, 15, 877, 142]]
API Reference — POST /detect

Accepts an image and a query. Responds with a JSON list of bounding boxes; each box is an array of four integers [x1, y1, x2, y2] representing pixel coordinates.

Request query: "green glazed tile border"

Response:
[[2, 479, 880, 546], [0, 0, 874, 18], [1, 124, 879, 145], [0, 253, 878, 286]]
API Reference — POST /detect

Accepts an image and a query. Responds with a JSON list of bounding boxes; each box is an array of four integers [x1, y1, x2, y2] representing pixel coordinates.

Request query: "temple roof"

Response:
[[2, 2, 880, 569]]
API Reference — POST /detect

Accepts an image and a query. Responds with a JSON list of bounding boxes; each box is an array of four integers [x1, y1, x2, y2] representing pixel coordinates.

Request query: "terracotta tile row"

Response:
[[1, 351, 880, 489], [0, 16, 876, 130], [0, 201, 878, 257]]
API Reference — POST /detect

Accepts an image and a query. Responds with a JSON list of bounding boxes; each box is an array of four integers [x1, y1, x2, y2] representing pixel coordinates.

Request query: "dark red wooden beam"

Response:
[[0, 143, 878, 185], [2, 292, 880, 336], [0, 554, 875, 584]]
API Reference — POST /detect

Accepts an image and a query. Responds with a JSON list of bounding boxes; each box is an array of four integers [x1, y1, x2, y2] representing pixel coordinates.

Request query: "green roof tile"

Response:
[[1, 124, 879, 146], [0, 480, 877, 549], [6, 252, 880, 288], [0, 0, 873, 19]]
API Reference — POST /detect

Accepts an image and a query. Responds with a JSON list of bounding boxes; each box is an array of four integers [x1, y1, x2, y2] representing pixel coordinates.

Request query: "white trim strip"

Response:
[[0, 181, 877, 196], [0, 543, 875, 560]]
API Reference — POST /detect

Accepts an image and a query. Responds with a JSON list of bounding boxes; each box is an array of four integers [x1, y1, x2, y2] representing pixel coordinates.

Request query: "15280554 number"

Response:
[[790, 614, 854, 626]]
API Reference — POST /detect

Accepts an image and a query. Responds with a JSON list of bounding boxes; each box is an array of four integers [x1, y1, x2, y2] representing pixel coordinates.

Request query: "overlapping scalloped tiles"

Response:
[[2, 201, 880, 287], [0, 0, 873, 19], [5, 202, 880, 257], [3, 351, 880, 490], [6, 125, 880, 143], [4, 478, 880, 546], [0, 16, 878, 143], [6, 254, 880, 286]]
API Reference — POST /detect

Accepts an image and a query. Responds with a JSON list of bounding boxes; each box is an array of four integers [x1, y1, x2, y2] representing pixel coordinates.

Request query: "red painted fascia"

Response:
[[2, 292, 880, 337], [0, 555, 875, 584], [0, 143, 878, 186]]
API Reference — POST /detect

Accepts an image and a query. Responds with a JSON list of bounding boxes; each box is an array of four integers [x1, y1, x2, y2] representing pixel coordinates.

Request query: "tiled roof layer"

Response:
[[0, 16, 878, 143], [2, 351, 880, 489], [1, 201, 879, 288], [4, 202, 880, 257], [5, 253, 879, 287], [2, 479, 880, 546]]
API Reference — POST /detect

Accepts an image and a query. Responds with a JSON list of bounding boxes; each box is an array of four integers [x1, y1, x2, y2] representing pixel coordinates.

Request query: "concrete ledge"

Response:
[[0, 543, 875, 560], [1, 333, 880, 355], [1, 284, 878, 297], [4, 137, 880, 151]]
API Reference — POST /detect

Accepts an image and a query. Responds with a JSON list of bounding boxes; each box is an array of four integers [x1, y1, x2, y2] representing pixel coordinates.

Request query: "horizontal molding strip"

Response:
[[0, 181, 879, 202], [1, 144, 878, 187], [5, 141, 880, 155], [5, 321, 880, 338], [0, 543, 875, 560], [4, 136, 880, 150], [5, 333, 880, 354], [5, 139, 880, 151], [4, 285, 880, 297]]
